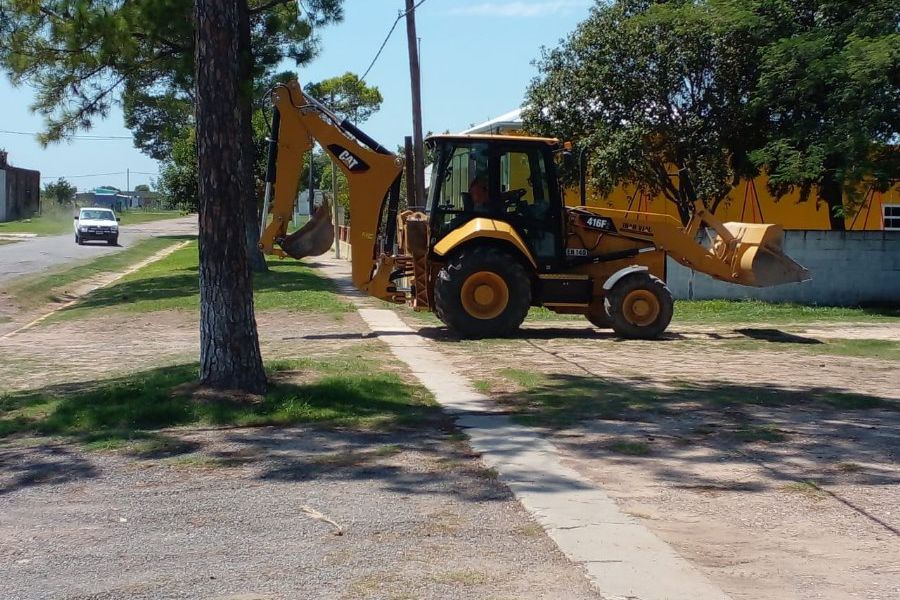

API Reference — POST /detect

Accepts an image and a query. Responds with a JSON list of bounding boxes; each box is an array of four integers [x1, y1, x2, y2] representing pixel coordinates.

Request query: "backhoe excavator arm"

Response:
[[259, 80, 405, 298], [571, 202, 809, 287]]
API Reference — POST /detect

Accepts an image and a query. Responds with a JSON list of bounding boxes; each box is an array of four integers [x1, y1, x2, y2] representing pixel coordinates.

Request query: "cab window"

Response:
[[430, 142, 491, 237]]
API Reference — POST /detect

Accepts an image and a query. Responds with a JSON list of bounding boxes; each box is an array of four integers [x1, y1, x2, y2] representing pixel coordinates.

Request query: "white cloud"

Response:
[[448, 1, 592, 18]]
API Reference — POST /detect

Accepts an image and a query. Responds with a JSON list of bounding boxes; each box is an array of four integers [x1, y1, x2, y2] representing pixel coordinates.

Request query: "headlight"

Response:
[[78, 226, 87, 232]]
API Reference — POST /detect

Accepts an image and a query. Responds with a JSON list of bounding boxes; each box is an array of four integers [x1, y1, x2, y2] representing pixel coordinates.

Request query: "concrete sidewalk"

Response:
[[314, 254, 732, 600]]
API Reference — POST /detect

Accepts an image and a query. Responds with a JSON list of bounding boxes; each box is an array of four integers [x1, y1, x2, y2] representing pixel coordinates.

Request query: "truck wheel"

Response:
[[108, 237, 118, 246], [604, 273, 673, 339], [586, 304, 612, 329], [434, 245, 531, 338], [75, 234, 82, 245]]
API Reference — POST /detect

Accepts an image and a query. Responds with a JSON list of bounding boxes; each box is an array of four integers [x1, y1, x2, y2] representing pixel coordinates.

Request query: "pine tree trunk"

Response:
[[237, 0, 268, 273], [194, 0, 267, 393]]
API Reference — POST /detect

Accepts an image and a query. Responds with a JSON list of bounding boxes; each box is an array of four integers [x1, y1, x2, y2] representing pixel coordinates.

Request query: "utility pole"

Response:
[[404, 0, 425, 210], [404, 136, 416, 210]]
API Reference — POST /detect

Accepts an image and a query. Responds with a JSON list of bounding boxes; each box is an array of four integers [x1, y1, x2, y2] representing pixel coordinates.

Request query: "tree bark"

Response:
[[820, 172, 846, 231], [194, 0, 267, 393], [237, 0, 268, 273]]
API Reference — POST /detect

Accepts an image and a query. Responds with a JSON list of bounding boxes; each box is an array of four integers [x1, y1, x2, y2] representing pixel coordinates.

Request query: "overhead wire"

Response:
[[360, 0, 430, 82], [0, 129, 132, 140]]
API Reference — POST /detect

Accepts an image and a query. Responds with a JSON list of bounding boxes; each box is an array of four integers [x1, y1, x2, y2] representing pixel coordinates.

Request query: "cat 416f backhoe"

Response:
[[259, 80, 809, 339]]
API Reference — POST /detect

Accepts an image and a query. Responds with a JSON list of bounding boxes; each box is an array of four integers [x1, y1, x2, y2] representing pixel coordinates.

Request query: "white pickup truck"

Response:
[[74, 207, 120, 245]]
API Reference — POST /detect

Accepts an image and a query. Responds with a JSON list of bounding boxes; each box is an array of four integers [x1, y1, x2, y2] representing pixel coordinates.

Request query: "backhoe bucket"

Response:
[[714, 223, 810, 287], [278, 199, 334, 259]]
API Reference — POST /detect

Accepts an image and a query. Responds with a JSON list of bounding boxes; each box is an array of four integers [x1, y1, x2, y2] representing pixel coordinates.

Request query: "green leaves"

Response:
[[304, 72, 384, 124], [524, 0, 900, 228]]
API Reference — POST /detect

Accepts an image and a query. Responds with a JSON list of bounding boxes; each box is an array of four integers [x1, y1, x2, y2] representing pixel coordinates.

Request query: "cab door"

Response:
[[495, 143, 564, 271]]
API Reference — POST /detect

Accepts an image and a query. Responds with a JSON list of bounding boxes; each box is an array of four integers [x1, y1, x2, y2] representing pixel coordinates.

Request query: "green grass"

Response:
[[402, 299, 898, 330], [608, 440, 652, 455], [721, 336, 900, 362], [804, 338, 900, 361], [492, 368, 893, 430], [6, 236, 190, 309], [0, 209, 182, 236], [0, 355, 439, 448], [55, 241, 353, 319], [673, 299, 900, 324]]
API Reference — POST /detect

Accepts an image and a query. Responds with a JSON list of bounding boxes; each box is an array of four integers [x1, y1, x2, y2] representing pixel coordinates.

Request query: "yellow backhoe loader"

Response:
[[259, 80, 809, 339]]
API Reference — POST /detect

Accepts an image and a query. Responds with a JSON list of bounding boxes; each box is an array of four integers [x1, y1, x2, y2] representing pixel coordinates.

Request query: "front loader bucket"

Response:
[[278, 199, 335, 259], [715, 223, 810, 287]]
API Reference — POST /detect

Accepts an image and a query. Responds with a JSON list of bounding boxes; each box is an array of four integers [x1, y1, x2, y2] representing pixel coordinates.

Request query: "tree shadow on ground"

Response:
[[488, 372, 900, 493], [0, 356, 448, 493], [0, 443, 99, 497]]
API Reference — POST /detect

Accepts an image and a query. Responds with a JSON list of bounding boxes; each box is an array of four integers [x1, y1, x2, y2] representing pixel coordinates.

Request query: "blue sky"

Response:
[[0, 0, 592, 192]]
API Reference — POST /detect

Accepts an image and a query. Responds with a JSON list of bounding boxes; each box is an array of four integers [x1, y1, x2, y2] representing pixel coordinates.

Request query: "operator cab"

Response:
[[426, 134, 565, 271]]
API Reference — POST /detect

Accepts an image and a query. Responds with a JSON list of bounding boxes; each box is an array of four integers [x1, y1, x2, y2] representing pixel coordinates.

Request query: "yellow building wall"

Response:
[[482, 126, 896, 230], [562, 175, 900, 231]]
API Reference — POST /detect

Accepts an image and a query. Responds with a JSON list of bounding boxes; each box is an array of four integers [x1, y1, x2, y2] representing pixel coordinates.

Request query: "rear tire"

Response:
[[434, 245, 531, 338], [604, 272, 673, 339]]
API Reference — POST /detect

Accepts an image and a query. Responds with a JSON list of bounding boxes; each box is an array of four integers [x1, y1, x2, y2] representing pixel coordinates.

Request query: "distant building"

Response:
[[76, 187, 160, 210], [0, 150, 40, 222]]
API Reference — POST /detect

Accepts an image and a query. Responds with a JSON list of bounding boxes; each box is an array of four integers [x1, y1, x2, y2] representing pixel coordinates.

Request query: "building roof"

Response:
[[460, 108, 524, 135]]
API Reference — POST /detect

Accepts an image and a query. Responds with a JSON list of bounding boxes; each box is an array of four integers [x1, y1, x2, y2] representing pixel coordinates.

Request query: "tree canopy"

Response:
[[524, 0, 899, 227], [42, 177, 76, 205], [305, 72, 383, 124], [0, 0, 343, 148]]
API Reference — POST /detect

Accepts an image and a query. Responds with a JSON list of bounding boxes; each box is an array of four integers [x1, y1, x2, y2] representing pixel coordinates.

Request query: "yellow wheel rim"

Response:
[[622, 289, 660, 327], [460, 271, 509, 320]]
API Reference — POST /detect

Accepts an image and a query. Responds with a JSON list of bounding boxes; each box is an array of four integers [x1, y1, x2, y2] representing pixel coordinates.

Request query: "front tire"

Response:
[[586, 304, 612, 329], [108, 236, 118, 246], [434, 245, 531, 338], [75, 234, 83, 245], [604, 272, 673, 339]]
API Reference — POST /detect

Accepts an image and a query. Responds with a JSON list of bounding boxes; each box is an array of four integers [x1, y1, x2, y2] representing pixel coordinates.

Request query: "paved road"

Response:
[[0, 216, 197, 285]]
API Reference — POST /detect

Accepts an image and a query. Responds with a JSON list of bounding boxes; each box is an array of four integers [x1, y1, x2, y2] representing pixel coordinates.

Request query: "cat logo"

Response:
[[327, 144, 369, 172], [581, 214, 616, 232]]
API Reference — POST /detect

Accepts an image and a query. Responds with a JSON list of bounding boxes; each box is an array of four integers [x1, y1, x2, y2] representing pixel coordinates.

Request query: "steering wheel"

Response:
[[502, 188, 528, 210]]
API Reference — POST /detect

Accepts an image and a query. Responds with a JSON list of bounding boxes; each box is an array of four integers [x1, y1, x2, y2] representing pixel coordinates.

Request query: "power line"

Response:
[[360, 0, 430, 82], [41, 170, 158, 180], [0, 129, 132, 140]]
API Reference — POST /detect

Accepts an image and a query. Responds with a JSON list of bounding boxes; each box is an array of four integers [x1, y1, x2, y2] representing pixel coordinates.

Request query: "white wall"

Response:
[[667, 230, 900, 306]]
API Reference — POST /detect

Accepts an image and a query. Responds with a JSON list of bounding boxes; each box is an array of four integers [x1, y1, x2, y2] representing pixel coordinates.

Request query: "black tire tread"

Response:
[[604, 272, 673, 339], [433, 245, 531, 338]]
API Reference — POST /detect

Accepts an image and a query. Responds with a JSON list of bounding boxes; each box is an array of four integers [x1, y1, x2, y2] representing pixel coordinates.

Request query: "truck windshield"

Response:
[[81, 210, 115, 221]]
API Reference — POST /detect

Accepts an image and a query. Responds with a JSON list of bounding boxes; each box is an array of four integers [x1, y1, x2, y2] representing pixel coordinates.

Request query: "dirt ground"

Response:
[[0, 309, 600, 600], [3, 267, 899, 599], [410, 318, 900, 600]]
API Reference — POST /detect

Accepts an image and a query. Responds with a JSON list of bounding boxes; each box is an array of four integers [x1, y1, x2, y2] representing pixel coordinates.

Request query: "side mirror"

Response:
[[73, 216, 79, 220], [117, 217, 121, 222]]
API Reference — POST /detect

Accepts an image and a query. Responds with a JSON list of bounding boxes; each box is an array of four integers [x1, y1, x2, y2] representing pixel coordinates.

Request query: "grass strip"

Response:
[[0, 356, 439, 450], [0, 210, 183, 237], [55, 241, 353, 319], [6, 236, 191, 309]]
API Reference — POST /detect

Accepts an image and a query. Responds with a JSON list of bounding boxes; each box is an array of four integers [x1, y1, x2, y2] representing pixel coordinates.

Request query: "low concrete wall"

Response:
[[667, 230, 900, 306]]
